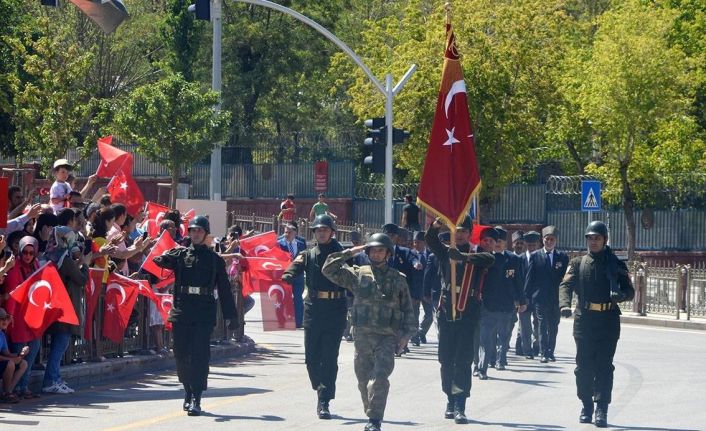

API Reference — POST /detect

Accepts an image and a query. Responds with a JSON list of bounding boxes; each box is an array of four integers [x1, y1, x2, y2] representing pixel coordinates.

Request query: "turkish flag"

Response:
[[258, 282, 296, 331], [154, 292, 173, 330], [134, 278, 157, 304], [95, 136, 134, 178], [240, 258, 286, 296], [84, 268, 105, 340], [239, 231, 291, 262], [107, 170, 145, 217], [8, 263, 79, 337], [418, 23, 482, 227], [140, 230, 178, 280], [102, 272, 139, 344], [141, 202, 171, 238]]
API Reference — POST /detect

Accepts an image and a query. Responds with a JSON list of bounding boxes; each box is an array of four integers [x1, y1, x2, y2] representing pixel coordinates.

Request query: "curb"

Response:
[[620, 315, 706, 331], [29, 340, 256, 393]]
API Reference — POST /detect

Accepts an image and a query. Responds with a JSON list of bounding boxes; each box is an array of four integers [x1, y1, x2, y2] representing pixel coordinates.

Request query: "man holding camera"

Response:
[[559, 221, 634, 428]]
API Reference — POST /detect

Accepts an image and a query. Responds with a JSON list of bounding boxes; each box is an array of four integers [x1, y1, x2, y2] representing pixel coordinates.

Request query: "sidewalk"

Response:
[[26, 338, 256, 394], [620, 313, 706, 331]]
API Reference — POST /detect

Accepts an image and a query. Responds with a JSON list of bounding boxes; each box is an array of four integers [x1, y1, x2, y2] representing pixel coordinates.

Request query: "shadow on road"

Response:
[[332, 415, 419, 427], [610, 426, 700, 431], [472, 419, 566, 430], [201, 411, 285, 422]]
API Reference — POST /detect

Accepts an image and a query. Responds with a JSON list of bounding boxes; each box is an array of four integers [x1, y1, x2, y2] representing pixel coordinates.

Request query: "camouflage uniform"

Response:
[[322, 249, 417, 422]]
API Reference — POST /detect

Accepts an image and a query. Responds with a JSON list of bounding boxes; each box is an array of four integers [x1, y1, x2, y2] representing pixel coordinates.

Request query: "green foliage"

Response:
[[112, 73, 230, 205]]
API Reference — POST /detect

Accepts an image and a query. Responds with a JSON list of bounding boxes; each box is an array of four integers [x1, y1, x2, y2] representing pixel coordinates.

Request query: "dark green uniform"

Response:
[[154, 244, 237, 393], [283, 239, 346, 402], [322, 249, 417, 423], [559, 246, 634, 406]]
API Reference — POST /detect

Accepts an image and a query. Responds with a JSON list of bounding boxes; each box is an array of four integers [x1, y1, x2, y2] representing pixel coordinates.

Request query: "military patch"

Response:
[[505, 269, 515, 279], [555, 261, 563, 270], [184, 254, 196, 268], [293, 254, 305, 264]]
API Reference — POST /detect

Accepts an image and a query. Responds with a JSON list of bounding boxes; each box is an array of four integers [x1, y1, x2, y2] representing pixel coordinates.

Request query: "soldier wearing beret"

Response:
[[426, 216, 494, 423], [524, 226, 569, 363], [559, 221, 634, 428]]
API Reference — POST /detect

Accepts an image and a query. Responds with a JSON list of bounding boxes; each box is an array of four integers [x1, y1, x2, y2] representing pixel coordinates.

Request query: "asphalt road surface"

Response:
[[2, 298, 705, 431]]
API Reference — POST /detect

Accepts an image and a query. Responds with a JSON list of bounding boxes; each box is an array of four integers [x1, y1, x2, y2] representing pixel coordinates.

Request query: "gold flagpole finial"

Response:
[[445, 2, 452, 24]]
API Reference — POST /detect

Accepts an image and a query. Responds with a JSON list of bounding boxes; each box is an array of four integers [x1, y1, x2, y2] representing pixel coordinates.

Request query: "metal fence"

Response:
[[629, 262, 706, 319], [485, 184, 546, 223], [191, 161, 355, 199]]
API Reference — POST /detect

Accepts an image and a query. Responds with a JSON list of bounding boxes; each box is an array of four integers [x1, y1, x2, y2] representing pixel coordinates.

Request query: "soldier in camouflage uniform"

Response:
[[322, 233, 417, 431]]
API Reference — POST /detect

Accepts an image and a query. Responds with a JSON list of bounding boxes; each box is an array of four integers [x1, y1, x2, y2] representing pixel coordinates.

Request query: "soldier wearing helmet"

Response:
[[282, 213, 346, 420], [152, 214, 238, 417], [322, 233, 416, 431], [560, 221, 634, 428]]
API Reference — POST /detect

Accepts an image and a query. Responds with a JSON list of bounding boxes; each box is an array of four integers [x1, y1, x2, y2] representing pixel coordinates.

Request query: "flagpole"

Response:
[[449, 224, 457, 321]]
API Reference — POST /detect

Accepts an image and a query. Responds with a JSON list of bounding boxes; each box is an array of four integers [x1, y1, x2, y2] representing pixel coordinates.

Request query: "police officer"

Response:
[[152, 215, 237, 416], [426, 216, 494, 424], [322, 233, 417, 431], [282, 214, 346, 419], [560, 221, 634, 428]]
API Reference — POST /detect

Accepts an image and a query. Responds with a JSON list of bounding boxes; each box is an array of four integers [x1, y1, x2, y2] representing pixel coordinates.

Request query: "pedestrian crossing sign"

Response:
[[581, 180, 601, 212]]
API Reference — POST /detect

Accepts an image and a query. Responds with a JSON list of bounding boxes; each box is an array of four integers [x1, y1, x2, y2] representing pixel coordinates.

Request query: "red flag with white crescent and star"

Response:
[[8, 262, 78, 338], [84, 268, 105, 340], [417, 23, 482, 227], [258, 280, 295, 331], [107, 169, 145, 217], [140, 230, 179, 280], [154, 292, 173, 330], [95, 136, 134, 178], [142, 202, 171, 238], [102, 273, 139, 344]]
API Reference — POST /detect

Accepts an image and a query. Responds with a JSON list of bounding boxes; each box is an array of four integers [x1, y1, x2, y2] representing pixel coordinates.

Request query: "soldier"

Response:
[[508, 230, 525, 356], [152, 215, 238, 416], [282, 214, 346, 419], [524, 226, 568, 363], [560, 221, 634, 428], [426, 216, 494, 424], [322, 233, 416, 431]]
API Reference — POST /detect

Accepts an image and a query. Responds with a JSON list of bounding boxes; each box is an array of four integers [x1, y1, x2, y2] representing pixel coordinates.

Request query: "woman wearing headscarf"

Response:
[[41, 226, 88, 394], [3, 237, 42, 398]]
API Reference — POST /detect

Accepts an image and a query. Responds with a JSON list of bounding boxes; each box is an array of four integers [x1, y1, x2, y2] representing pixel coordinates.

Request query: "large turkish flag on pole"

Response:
[[8, 263, 79, 337], [95, 136, 134, 178], [417, 23, 482, 227]]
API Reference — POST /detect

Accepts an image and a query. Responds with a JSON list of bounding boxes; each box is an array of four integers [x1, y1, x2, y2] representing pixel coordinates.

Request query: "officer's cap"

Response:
[[542, 226, 559, 237], [511, 231, 524, 243], [524, 231, 541, 243], [413, 231, 426, 242], [494, 226, 507, 241], [382, 223, 399, 236]]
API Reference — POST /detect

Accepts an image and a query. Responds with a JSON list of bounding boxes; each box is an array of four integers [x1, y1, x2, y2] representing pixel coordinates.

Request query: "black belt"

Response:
[[316, 291, 345, 299], [180, 286, 212, 296], [582, 301, 614, 311]]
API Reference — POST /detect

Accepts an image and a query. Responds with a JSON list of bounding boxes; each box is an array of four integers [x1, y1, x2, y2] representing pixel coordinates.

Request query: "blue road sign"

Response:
[[581, 180, 602, 212]]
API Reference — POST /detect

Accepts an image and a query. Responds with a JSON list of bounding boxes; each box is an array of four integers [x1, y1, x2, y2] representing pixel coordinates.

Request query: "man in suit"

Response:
[[524, 226, 569, 363], [278, 222, 307, 328], [410, 231, 432, 346]]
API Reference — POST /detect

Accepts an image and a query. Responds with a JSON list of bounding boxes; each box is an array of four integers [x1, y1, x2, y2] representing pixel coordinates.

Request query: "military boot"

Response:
[[364, 419, 382, 431], [187, 391, 202, 416], [579, 400, 594, 423], [317, 399, 331, 419], [444, 395, 455, 419], [454, 394, 468, 424], [182, 384, 192, 411], [594, 403, 608, 428]]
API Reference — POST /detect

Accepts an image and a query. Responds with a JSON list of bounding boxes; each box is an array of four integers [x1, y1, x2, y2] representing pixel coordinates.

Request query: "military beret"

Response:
[[413, 231, 426, 242], [438, 231, 451, 243], [542, 225, 559, 237], [493, 226, 507, 241], [382, 223, 400, 235], [480, 226, 499, 241], [524, 231, 541, 242]]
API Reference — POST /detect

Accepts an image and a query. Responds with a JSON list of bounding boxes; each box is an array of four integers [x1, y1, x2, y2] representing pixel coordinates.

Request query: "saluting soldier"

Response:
[[282, 214, 346, 419], [560, 221, 634, 428], [152, 215, 238, 416], [426, 216, 494, 424], [322, 233, 417, 431]]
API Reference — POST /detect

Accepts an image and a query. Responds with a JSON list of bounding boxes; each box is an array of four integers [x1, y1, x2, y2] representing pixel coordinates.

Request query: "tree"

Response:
[[113, 73, 230, 207], [562, 0, 692, 259]]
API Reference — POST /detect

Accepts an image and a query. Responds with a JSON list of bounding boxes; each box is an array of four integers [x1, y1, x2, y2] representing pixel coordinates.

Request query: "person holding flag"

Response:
[[152, 215, 238, 417]]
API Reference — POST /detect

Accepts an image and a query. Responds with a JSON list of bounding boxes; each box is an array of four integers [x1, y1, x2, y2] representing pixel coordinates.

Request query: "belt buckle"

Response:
[[188, 286, 200, 295]]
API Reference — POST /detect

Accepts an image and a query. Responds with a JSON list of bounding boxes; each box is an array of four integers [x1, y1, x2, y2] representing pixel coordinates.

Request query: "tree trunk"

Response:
[[618, 161, 636, 260]]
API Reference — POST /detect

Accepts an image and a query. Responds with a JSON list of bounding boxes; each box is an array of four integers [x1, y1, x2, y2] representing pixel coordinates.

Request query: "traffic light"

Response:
[[188, 0, 210, 21], [362, 117, 411, 174], [363, 117, 385, 174]]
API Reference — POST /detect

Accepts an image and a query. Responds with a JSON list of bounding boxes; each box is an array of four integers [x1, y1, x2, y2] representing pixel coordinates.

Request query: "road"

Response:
[[2, 299, 705, 431]]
